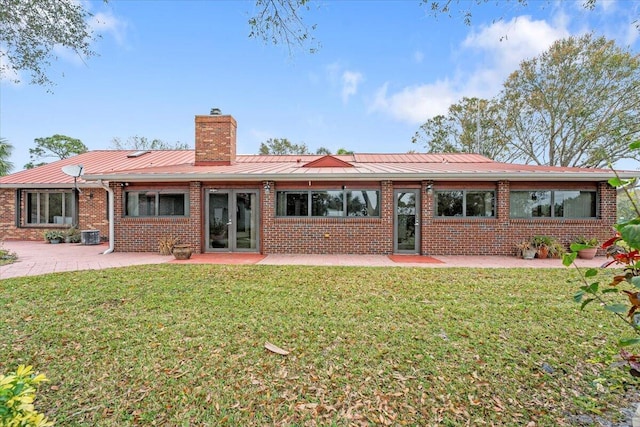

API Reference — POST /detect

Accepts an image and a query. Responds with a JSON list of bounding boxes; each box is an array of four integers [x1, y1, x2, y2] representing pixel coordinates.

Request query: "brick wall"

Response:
[[113, 182, 202, 253], [0, 188, 109, 242], [2, 179, 618, 257], [261, 180, 394, 254], [420, 180, 615, 256], [194, 115, 237, 165]]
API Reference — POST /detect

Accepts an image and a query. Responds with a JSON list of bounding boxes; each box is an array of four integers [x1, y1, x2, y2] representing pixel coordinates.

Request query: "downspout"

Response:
[[98, 180, 115, 254]]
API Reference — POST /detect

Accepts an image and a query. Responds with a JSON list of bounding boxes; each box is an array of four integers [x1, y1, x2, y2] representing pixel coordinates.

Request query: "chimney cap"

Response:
[[210, 107, 222, 115]]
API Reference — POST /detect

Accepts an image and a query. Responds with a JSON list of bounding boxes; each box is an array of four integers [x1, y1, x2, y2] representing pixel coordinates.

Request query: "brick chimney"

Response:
[[194, 110, 237, 165]]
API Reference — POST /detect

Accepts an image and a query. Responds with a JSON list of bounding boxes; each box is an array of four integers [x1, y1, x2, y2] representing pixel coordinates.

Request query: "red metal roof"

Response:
[[0, 150, 193, 186], [1, 149, 636, 187]]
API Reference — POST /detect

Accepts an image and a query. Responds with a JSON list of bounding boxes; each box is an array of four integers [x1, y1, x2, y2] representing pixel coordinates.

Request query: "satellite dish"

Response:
[[61, 164, 84, 194], [61, 164, 84, 177]]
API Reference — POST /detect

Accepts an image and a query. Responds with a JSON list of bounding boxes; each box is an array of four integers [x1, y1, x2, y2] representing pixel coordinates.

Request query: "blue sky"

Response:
[[2, 0, 639, 171]]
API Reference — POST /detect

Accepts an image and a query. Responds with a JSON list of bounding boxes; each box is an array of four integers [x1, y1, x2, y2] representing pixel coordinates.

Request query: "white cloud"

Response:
[[325, 63, 364, 104], [413, 50, 424, 63], [341, 71, 363, 103], [371, 16, 570, 124], [462, 16, 570, 78], [370, 81, 459, 124]]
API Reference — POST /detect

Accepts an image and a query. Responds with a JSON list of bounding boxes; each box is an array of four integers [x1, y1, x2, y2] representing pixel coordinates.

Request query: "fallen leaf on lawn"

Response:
[[265, 341, 289, 355]]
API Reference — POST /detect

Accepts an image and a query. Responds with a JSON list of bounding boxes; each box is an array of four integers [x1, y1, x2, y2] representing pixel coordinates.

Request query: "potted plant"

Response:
[[548, 240, 566, 259], [44, 230, 64, 244], [531, 235, 552, 259], [517, 240, 537, 259], [64, 227, 81, 243], [211, 218, 227, 238], [572, 236, 599, 259]]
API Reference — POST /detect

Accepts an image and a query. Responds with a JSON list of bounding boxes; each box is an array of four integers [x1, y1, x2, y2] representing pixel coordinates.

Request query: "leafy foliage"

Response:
[[0, 0, 99, 88], [259, 138, 310, 155], [0, 138, 14, 176], [25, 135, 88, 169], [412, 97, 514, 162], [0, 242, 17, 266], [0, 266, 637, 424], [414, 34, 640, 168], [110, 136, 190, 150], [565, 142, 640, 376], [249, 0, 319, 54], [501, 34, 640, 168], [0, 365, 52, 427]]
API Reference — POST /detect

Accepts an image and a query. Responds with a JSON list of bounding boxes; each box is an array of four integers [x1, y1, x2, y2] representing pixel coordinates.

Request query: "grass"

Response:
[[1, 264, 638, 426]]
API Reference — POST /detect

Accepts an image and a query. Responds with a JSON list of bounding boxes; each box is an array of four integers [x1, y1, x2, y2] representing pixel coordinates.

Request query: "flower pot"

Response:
[[577, 248, 598, 259], [172, 244, 192, 260], [537, 246, 549, 259]]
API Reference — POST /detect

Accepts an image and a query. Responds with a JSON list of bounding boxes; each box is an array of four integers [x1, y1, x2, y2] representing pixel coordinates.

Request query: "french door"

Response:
[[206, 190, 259, 252], [394, 189, 420, 253]]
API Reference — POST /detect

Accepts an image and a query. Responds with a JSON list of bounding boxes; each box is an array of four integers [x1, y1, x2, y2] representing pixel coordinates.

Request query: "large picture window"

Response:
[[276, 189, 380, 217], [435, 190, 495, 217], [510, 190, 596, 218], [125, 190, 189, 217], [26, 191, 75, 225]]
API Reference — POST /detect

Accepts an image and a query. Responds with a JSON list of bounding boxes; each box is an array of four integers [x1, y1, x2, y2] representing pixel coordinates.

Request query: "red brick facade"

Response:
[[420, 180, 614, 256], [0, 113, 621, 256], [0, 188, 109, 242], [67, 177, 614, 256], [194, 115, 237, 166]]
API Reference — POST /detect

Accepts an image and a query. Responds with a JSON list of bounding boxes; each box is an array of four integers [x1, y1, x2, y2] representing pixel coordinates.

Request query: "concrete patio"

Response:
[[0, 240, 608, 279]]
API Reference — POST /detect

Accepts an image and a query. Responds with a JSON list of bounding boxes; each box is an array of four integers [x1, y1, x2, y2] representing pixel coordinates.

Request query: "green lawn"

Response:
[[1, 265, 637, 426]]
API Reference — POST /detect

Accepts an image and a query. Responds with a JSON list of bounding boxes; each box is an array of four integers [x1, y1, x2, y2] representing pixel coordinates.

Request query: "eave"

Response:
[[79, 170, 638, 183]]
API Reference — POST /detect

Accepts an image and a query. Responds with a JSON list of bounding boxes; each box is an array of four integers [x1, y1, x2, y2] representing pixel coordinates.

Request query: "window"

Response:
[[276, 189, 380, 217], [435, 190, 495, 217], [26, 191, 75, 225], [125, 190, 189, 217], [510, 190, 596, 218]]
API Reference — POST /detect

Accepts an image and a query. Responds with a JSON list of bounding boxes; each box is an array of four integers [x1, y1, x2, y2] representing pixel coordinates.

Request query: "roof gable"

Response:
[[302, 155, 354, 168]]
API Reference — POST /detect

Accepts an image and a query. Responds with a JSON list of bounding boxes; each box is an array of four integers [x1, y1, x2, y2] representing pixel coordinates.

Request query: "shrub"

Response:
[[0, 365, 53, 426]]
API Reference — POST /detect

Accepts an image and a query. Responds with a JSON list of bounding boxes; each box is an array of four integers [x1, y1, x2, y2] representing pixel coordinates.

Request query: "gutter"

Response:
[[98, 180, 115, 255], [82, 171, 640, 182]]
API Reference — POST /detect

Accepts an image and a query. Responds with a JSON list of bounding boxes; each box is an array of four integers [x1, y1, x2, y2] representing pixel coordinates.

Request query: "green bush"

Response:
[[0, 365, 53, 426]]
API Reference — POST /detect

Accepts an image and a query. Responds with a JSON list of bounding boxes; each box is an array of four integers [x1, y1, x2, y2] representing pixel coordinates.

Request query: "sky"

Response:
[[2, 0, 640, 172]]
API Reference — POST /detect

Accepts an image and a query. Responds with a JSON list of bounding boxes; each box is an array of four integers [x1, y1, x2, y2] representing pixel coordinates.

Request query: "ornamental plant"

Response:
[[0, 365, 53, 427], [565, 141, 640, 376]]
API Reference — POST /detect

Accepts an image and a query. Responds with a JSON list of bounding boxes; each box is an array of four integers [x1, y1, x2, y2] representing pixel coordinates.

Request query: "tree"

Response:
[[0, 0, 99, 87], [412, 97, 514, 161], [259, 138, 310, 155], [249, 0, 319, 54], [110, 136, 190, 150], [25, 135, 88, 169], [0, 138, 14, 176], [336, 148, 354, 155], [500, 34, 640, 168], [247, 0, 636, 53], [413, 35, 640, 168]]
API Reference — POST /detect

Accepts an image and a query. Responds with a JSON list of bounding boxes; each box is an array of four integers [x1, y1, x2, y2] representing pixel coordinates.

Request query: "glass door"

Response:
[[394, 189, 420, 253], [233, 192, 258, 251], [207, 190, 259, 252]]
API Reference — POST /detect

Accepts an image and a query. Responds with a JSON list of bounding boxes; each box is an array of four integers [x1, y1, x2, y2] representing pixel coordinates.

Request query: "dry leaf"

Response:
[[265, 341, 289, 355]]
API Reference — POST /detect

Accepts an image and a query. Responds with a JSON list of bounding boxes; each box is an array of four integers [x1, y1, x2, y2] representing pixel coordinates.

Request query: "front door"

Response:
[[206, 190, 259, 252], [394, 189, 420, 253]]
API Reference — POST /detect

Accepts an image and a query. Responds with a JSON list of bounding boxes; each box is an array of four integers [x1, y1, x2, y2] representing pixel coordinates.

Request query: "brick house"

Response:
[[1, 112, 635, 256]]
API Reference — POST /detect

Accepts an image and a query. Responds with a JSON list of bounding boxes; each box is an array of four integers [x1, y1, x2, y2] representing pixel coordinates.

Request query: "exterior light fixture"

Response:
[[426, 183, 433, 195]]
